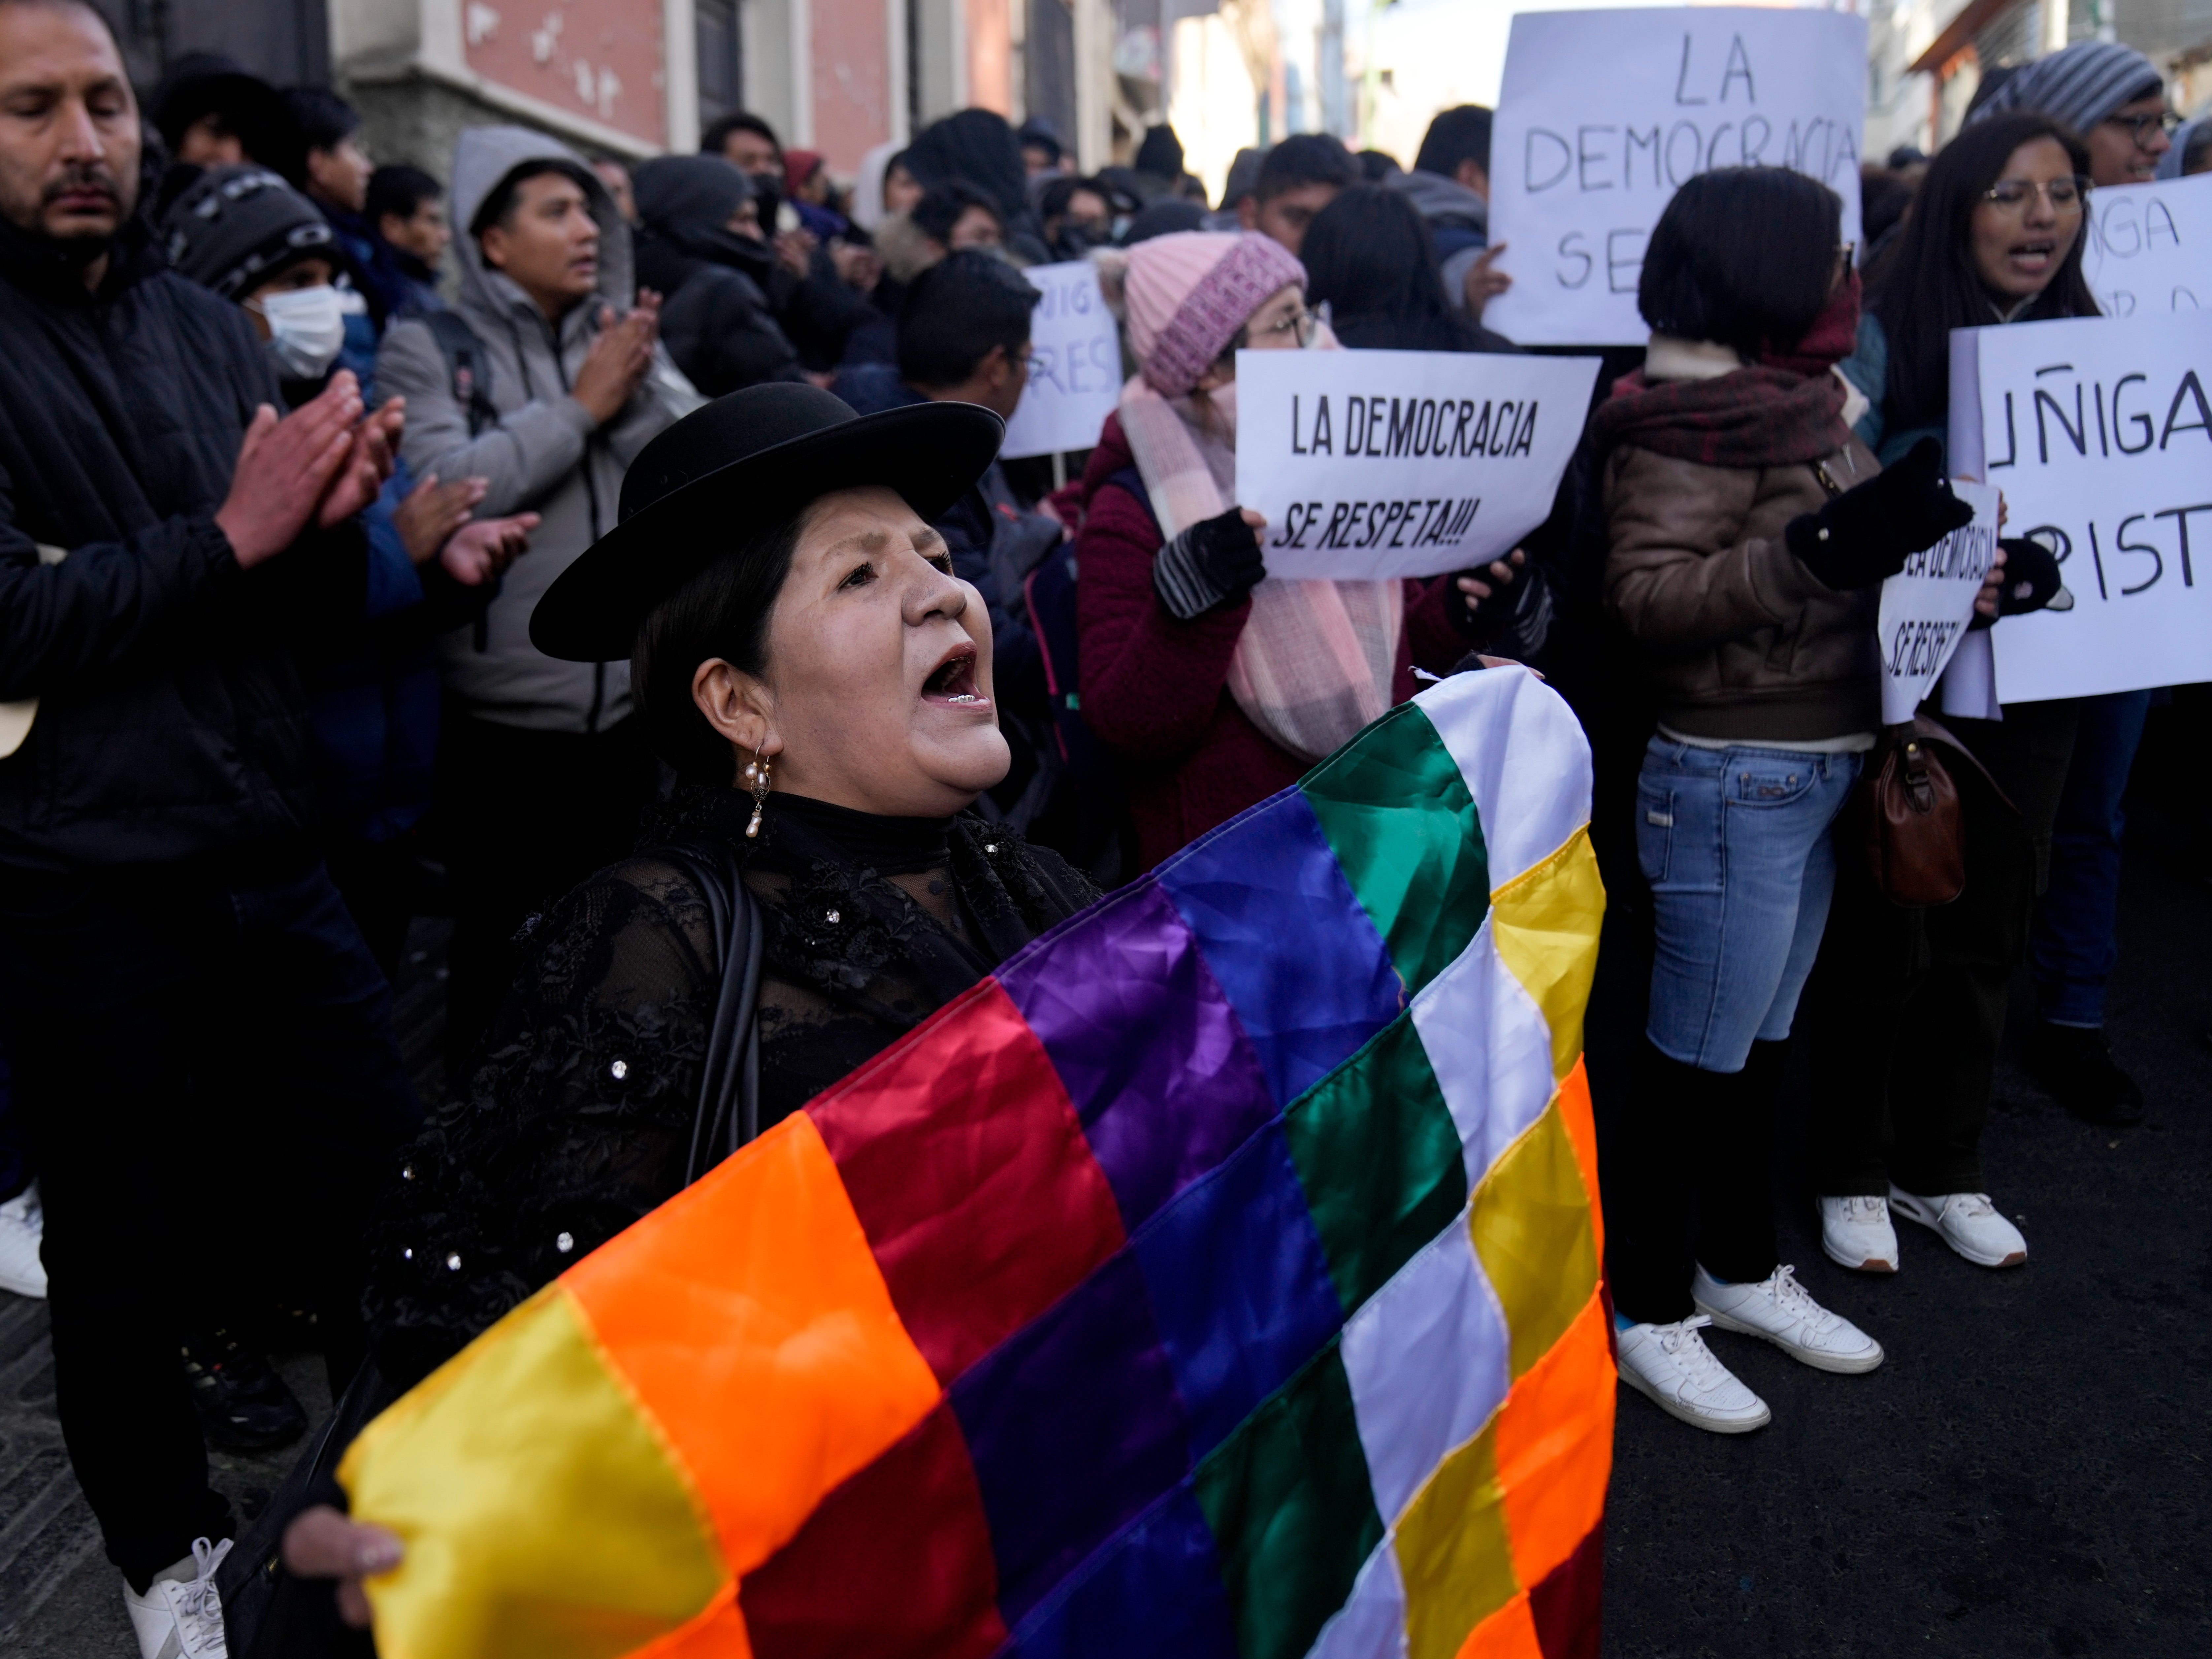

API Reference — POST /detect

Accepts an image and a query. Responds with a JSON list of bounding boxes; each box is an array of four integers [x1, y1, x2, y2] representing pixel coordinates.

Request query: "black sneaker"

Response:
[[2028, 1022, 2146, 1127], [181, 1327, 309, 1452]]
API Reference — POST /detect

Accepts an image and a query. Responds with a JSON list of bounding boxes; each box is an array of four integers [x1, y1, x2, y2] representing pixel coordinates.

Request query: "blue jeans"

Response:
[[2029, 689, 2150, 1028], [1637, 739, 1862, 1073]]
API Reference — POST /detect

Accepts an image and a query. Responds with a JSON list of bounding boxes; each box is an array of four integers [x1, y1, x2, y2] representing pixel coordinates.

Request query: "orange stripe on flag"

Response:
[[628, 1588, 752, 1659], [1553, 1058, 1603, 1260], [1493, 1289, 1613, 1594], [565, 1111, 943, 1579], [1454, 1588, 1543, 1659]]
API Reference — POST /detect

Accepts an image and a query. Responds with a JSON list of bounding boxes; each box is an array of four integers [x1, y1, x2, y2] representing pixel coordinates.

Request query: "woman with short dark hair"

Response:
[[1598, 168, 1974, 1434]]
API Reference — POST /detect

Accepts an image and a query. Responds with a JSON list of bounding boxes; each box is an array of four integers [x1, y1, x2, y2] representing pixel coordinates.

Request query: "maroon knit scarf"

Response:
[[1592, 278, 1860, 468]]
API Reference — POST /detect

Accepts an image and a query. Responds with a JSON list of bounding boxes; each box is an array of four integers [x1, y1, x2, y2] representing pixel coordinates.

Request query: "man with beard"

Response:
[[0, 4, 417, 1652]]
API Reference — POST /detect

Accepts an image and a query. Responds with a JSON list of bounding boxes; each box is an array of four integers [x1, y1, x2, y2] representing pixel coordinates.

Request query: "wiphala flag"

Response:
[[342, 665, 1611, 1659]]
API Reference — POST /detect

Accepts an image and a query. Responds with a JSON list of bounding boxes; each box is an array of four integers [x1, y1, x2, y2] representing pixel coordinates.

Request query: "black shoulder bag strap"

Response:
[[660, 839, 767, 1187], [419, 311, 509, 652], [221, 838, 763, 1657], [421, 310, 500, 437]]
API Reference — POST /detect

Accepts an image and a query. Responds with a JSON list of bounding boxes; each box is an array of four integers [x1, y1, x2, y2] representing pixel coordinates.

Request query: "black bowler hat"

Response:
[[530, 383, 1004, 663]]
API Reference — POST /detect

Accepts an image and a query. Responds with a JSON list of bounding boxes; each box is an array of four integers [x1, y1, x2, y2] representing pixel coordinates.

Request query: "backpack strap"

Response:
[[421, 310, 500, 438], [657, 839, 766, 1185]]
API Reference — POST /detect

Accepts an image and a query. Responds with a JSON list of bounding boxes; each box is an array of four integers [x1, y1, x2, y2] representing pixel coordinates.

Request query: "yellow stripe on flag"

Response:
[[340, 1285, 726, 1659], [1469, 1101, 1599, 1381], [1488, 827, 1604, 1083], [1393, 1418, 1519, 1659]]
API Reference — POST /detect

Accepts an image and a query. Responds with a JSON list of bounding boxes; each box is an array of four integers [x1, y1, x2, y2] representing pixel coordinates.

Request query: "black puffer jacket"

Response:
[[0, 217, 364, 871], [630, 156, 808, 395], [631, 232, 806, 399]]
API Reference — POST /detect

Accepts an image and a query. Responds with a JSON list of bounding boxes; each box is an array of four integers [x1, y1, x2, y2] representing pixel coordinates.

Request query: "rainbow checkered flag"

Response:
[[342, 666, 1611, 1659]]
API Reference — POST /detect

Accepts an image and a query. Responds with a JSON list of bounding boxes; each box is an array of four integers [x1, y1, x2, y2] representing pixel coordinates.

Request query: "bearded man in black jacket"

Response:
[[0, 4, 419, 1650]]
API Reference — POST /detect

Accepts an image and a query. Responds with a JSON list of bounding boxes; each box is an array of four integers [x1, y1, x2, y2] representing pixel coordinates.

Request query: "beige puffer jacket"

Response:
[[1602, 434, 1883, 744]]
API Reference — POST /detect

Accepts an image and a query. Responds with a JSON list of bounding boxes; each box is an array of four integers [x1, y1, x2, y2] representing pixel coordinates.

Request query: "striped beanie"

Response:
[[1119, 231, 1307, 397], [1968, 40, 2164, 134]]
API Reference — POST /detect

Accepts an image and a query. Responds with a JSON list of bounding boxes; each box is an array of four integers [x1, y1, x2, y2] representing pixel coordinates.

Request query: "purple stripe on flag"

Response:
[[999, 880, 1276, 1233], [1157, 791, 1404, 1108]]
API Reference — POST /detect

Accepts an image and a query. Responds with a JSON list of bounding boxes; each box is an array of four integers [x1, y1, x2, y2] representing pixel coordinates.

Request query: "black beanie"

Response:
[[160, 166, 335, 299]]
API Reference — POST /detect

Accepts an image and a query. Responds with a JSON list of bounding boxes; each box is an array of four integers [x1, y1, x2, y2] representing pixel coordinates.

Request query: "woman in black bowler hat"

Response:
[[373, 382, 1096, 1381]]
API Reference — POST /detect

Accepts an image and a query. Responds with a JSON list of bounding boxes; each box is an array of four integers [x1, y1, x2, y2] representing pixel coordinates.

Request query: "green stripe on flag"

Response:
[[1194, 1340, 1384, 1659], [1302, 704, 1488, 998], [1283, 1016, 1468, 1317]]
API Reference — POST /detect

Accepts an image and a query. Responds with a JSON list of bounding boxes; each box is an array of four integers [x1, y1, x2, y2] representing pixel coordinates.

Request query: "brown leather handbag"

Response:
[[1855, 720, 1964, 905], [1848, 715, 2014, 907]]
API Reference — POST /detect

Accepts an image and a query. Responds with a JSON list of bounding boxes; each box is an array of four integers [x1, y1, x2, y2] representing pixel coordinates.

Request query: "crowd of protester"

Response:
[[0, 0, 2201, 1649]]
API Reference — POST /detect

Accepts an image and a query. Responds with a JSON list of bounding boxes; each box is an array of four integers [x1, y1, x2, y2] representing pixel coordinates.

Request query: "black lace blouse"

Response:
[[362, 787, 1096, 1390]]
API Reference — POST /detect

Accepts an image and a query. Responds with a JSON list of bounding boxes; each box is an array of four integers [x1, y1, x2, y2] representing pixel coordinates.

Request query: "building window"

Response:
[[698, 0, 744, 126]]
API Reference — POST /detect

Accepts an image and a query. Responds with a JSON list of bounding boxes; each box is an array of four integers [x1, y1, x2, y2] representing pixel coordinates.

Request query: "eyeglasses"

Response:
[[1254, 306, 1316, 347], [1979, 175, 2091, 215], [2102, 109, 2182, 146]]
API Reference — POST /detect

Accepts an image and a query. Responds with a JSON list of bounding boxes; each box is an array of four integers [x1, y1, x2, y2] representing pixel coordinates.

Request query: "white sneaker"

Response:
[[1615, 1314, 1771, 1434], [1819, 1194, 1899, 1273], [122, 1537, 231, 1659], [1693, 1263, 1884, 1374], [1889, 1186, 2027, 1269], [0, 1181, 45, 1298]]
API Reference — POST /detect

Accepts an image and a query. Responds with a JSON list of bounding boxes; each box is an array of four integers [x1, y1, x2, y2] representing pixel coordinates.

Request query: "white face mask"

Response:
[[250, 284, 347, 380]]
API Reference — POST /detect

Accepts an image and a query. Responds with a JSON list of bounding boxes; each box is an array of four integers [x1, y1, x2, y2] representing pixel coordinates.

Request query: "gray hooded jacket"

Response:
[[375, 126, 696, 733]]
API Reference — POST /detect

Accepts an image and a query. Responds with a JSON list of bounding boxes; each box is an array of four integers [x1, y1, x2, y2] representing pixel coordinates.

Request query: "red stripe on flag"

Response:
[[809, 978, 1128, 1383], [740, 1398, 1007, 1658]]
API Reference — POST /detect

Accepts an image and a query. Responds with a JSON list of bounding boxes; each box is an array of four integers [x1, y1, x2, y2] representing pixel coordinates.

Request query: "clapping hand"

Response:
[[392, 473, 488, 565], [439, 513, 538, 586]]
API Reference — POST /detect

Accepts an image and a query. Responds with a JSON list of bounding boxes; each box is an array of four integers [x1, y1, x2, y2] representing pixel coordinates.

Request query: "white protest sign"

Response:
[[1947, 310, 2212, 704], [1233, 348, 1600, 580], [1486, 7, 1865, 346], [1000, 260, 1122, 459], [1876, 481, 1998, 724], [2082, 173, 2212, 317]]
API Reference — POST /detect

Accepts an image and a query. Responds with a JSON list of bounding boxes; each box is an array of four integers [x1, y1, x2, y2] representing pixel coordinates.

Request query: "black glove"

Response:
[[1783, 437, 1975, 591], [1995, 536, 2063, 614], [1447, 552, 1525, 642], [1153, 507, 1266, 620]]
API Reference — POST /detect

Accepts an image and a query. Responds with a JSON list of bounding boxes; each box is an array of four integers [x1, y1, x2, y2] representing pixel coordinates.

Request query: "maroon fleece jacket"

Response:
[[1074, 413, 1470, 871]]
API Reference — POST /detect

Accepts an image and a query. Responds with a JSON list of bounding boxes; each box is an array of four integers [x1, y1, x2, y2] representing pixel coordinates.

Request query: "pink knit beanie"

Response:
[[1121, 231, 1307, 397]]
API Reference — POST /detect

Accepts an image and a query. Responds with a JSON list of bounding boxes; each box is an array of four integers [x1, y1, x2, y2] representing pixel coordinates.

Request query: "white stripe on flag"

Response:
[[1340, 1203, 1511, 1523], [1410, 915, 1557, 1189], [1306, 1530, 1411, 1659], [1413, 667, 1593, 890]]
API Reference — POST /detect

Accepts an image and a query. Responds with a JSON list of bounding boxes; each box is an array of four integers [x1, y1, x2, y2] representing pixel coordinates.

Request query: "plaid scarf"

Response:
[[1118, 359, 1405, 765], [1592, 278, 1860, 468]]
